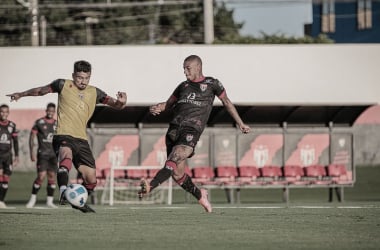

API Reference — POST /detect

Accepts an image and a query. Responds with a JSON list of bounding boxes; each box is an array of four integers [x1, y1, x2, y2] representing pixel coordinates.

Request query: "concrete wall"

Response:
[[1, 44, 379, 108]]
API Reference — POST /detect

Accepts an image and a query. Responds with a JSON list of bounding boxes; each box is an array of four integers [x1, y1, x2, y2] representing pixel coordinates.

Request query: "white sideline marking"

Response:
[[128, 206, 186, 210], [214, 206, 283, 209], [294, 206, 332, 209]]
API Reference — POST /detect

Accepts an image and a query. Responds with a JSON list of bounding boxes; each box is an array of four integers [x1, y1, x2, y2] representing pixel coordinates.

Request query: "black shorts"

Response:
[[0, 153, 13, 176], [53, 135, 96, 169], [165, 125, 201, 158], [36, 154, 58, 173]]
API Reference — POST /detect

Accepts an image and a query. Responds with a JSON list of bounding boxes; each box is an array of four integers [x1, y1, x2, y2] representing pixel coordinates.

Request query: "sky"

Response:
[[220, 0, 313, 37]]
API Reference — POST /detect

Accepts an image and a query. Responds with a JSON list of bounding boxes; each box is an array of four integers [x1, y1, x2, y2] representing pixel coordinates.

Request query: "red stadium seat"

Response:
[[260, 165, 286, 185], [283, 165, 309, 185], [215, 166, 239, 186], [237, 166, 262, 185], [327, 164, 353, 185], [304, 165, 331, 185], [192, 166, 217, 186]]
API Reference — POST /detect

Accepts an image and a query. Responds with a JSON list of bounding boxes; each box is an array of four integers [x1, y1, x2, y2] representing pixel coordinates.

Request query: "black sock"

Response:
[[0, 182, 9, 201], [178, 174, 202, 200], [32, 180, 41, 195], [150, 167, 173, 190], [57, 167, 69, 188], [47, 183, 55, 197]]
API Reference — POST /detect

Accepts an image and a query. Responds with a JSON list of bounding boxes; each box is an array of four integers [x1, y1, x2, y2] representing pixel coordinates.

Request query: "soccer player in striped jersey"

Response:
[[0, 104, 19, 208], [7, 60, 127, 213], [139, 55, 250, 212], [26, 103, 58, 208]]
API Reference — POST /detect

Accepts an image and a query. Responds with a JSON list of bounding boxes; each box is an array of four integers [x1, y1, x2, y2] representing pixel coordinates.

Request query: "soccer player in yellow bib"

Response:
[[7, 60, 127, 213]]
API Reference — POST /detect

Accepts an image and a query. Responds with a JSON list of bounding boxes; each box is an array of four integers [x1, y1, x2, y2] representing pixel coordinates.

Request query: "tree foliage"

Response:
[[0, 0, 332, 46]]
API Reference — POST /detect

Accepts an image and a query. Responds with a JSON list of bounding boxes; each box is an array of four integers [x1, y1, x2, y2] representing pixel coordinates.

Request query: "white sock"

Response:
[[30, 194, 37, 201], [60, 185, 67, 195], [47, 196, 54, 204]]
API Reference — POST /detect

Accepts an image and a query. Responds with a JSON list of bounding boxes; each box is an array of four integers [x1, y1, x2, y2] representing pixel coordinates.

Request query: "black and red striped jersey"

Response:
[[170, 77, 226, 133], [31, 117, 57, 156], [0, 120, 18, 156]]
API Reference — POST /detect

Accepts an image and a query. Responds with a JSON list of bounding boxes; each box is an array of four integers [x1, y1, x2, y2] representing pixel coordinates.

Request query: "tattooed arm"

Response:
[[6, 84, 53, 101]]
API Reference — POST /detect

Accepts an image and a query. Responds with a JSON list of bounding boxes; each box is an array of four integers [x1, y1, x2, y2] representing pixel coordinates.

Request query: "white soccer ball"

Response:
[[65, 184, 88, 207]]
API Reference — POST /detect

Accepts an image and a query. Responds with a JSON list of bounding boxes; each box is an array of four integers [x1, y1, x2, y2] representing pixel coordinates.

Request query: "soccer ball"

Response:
[[65, 184, 88, 207]]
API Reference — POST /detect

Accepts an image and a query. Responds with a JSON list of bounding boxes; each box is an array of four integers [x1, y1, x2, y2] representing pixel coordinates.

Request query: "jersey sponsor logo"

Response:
[[205, 79, 213, 83], [0, 133, 10, 144], [200, 84, 207, 92], [43, 133, 54, 143]]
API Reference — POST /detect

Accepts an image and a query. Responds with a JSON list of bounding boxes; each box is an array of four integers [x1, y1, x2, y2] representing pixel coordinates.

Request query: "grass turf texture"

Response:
[[0, 166, 379, 250]]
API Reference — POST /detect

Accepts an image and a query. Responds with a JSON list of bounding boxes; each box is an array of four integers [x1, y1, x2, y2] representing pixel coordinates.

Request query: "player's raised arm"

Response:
[[219, 93, 251, 134], [149, 95, 177, 116], [6, 84, 53, 102], [104, 91, 127, 110]]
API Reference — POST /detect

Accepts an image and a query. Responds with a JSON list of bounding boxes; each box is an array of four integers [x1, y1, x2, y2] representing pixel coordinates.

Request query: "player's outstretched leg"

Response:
[[198, 189, 212, 213], [57, 158, 72, 205], [138, 178, 151, 200], [138, 161, 177, 199], [175, 173, 212, 213], [73, 182, 96, 213]]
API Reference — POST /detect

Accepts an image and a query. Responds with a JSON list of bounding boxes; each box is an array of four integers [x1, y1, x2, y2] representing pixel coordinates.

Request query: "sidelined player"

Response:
[[0, 104, 19, 208], [26, 103, 58, 208], [7, 60, 127, 213], [139, 55, 250, 212]]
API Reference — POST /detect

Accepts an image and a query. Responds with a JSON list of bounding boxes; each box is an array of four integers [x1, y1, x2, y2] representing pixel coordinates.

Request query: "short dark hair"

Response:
[[0, 104, 9, 110], [46, 103, 56, 109], [184, 55, 202, 66], [74, 60, 91, 73]]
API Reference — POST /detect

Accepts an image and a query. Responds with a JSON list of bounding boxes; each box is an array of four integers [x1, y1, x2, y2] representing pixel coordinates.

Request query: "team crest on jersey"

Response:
[[78, 92, 84, 100], [186, 134, 194, 142], [43, 125, 47, 130], [38, 119, 45, 124], [200, 84, 207, 92], [7, 126, 13, 133]]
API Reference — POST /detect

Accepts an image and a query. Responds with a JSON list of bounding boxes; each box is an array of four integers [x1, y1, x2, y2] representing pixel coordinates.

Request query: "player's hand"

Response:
[[239, 123, 251, 134], [116, 91, 127, 103], [149, 104, 162, 116], [13, 156, 19, 167], [6, 93, 22, 102], [30, 155, 36, 162]]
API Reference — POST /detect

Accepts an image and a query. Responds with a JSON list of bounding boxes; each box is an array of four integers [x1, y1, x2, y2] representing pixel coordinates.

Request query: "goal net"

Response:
[[100, 166, 173, 205]]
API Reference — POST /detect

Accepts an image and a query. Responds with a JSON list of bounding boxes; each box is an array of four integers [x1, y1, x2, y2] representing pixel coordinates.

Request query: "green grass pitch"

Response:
[[0, 167, 379, 250]]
